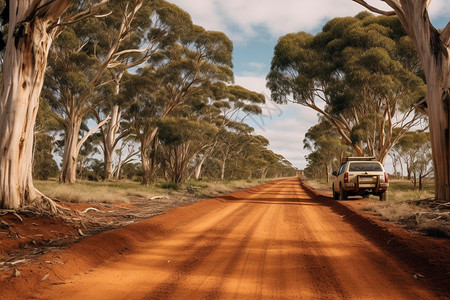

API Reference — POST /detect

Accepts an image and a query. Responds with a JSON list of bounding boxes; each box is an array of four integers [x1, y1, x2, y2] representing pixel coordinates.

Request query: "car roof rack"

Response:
[[342, 156, 376, 163]]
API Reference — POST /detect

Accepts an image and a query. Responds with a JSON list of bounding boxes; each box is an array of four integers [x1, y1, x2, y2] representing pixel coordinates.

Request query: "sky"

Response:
[[167, 0, 450, 170]]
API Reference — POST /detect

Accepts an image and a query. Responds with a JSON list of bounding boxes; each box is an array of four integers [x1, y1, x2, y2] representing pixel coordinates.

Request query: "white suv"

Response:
[[332, 157, 389, 201]]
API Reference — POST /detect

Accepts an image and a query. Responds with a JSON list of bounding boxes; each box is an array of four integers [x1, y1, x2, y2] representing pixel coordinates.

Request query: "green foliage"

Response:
[[33, 134, 59, 180], [35, 0, 294, 186], [33, 99, 61, 180], [158, 117, 218, 183], [121, 163, 143, 180], [392, 131, 433, 189], [303, 119, 350, 179], [267, 12, 426, 163], [160, 182, 181, 190]]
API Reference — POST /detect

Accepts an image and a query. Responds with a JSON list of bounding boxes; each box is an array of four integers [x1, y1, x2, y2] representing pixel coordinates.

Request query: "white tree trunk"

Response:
[[0, 1, 71, 208], [104, 106, 121, 180], [60, 116, 111, 183], [426, 69, 450, 200], [140, 128, 159, 185], [194, 156, 207, 180], [59, 118, 82, 183], [353, 0, 450, 201], [220, 158, 227, 180], [399, 2, 450, 201]]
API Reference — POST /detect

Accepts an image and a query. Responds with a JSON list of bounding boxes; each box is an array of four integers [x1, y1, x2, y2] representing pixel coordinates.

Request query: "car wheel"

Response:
[[332, 184, 339, 200], [379, 192, 388, 201], [339, 184, 348, 200]]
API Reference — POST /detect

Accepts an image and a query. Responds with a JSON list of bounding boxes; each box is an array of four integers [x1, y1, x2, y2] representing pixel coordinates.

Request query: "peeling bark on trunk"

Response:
[[193, 141, 217, 180], [194, 157, 205, 180], [194, 153, 208, 180], [141, 152, 152, 185], [402, 4, 450, 201], [426, 71, 450, 200], [59, 118, 82, 183], [59, 116, 110, 183], [0, 1, 71, 208], [103, 106, 121, 180], [140, 128, 159, 185], [220, 160, 227, 181]]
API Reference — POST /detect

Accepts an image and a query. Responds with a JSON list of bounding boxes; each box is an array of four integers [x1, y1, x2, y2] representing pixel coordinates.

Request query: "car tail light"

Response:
[[344, 172, 349, 183], [384, 172, 388, 183]]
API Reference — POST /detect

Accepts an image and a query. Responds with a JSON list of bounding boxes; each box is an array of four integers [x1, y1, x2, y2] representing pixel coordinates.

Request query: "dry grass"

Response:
[[363, 179, 449, 238], [301, 178, 330, 194], [34, 178, 273, 204], [35, 179, 172, 204], [385, 179, 434, 202], [197, 179, 273, 198], [304, 177, 449, 238], [364, 200, 449, 238], [364, 201, 419, 223]]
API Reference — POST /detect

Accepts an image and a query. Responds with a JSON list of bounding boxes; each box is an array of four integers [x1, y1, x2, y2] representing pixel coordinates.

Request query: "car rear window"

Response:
[[348, 162, 383, 172]]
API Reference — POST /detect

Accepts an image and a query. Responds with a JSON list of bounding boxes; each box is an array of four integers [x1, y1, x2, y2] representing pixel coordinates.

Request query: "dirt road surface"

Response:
[[2, 178, 448, 299]]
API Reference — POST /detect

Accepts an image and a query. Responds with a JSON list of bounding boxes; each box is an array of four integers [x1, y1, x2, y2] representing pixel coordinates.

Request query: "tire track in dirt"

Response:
[[147, 203, 268, 299], [11, 178, 443, 299]]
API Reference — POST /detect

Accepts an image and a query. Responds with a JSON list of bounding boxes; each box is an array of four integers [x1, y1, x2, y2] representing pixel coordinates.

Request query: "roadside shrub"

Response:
[[160, 182, 180, 190]]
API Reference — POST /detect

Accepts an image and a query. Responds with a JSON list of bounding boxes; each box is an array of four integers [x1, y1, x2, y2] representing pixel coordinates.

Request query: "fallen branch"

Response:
[[149, 196, 169, 200], [80, 207, 101, 214], [13, 213, 23, 222]]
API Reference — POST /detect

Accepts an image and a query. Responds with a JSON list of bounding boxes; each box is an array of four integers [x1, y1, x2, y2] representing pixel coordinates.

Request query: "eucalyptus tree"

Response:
[[44, 0, 192, 183], [191, 83, 265, 179], [44, 28, 112, 183], [157, 117, 218, 183], [95, 0, 194, 181], [214, 124, 254, 180], [255, 149, 280, 179], [393, 130, 432, 189], [33, 99, 62, 180], [267, 13, 426, 165], [122, 25, 234, 185], [225, 135, 270, 179], [351, 0, 450, 201], [0, 0, 107, 209], [266, 154, 296, 178], [303, 119, 350, 181], [201, 129, 295, 180]]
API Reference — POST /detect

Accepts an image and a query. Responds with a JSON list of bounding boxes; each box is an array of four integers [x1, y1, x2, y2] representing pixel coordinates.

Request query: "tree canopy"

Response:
[[267, 13, 426, 165]]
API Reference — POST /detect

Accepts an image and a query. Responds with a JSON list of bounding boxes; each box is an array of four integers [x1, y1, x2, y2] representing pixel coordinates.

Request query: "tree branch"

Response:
[[308, 103, 364, 156], [53, 0, 110, 30], [113, 47, 150, 59], [441, 21, 450, 46], [76, 116, 111, 154]]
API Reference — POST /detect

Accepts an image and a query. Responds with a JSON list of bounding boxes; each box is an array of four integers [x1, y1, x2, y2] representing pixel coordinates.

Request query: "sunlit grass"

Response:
[[304, 177, 448, 238], [385, 179, 434, 202], [34, 179, 164, 203], [34, 177, 274, 204]]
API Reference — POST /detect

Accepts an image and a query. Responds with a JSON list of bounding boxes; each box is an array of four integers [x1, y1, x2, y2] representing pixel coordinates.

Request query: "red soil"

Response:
[[0, 178, 448, 299]]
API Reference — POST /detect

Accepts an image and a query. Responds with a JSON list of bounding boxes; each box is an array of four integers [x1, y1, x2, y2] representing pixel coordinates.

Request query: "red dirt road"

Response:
[[2, 178, 448, 299]]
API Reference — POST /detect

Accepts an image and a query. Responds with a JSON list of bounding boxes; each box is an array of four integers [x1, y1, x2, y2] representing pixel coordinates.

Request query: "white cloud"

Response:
[[168, 1, 448, 41], [246, 62, 267, 73], [428, 0, 450, 26], [217, 0, 364, 38], [167, 0, 395, 41], [251, 113, 316, 169], [168, 0, 227, 32], [234, 74, 318, 169]]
